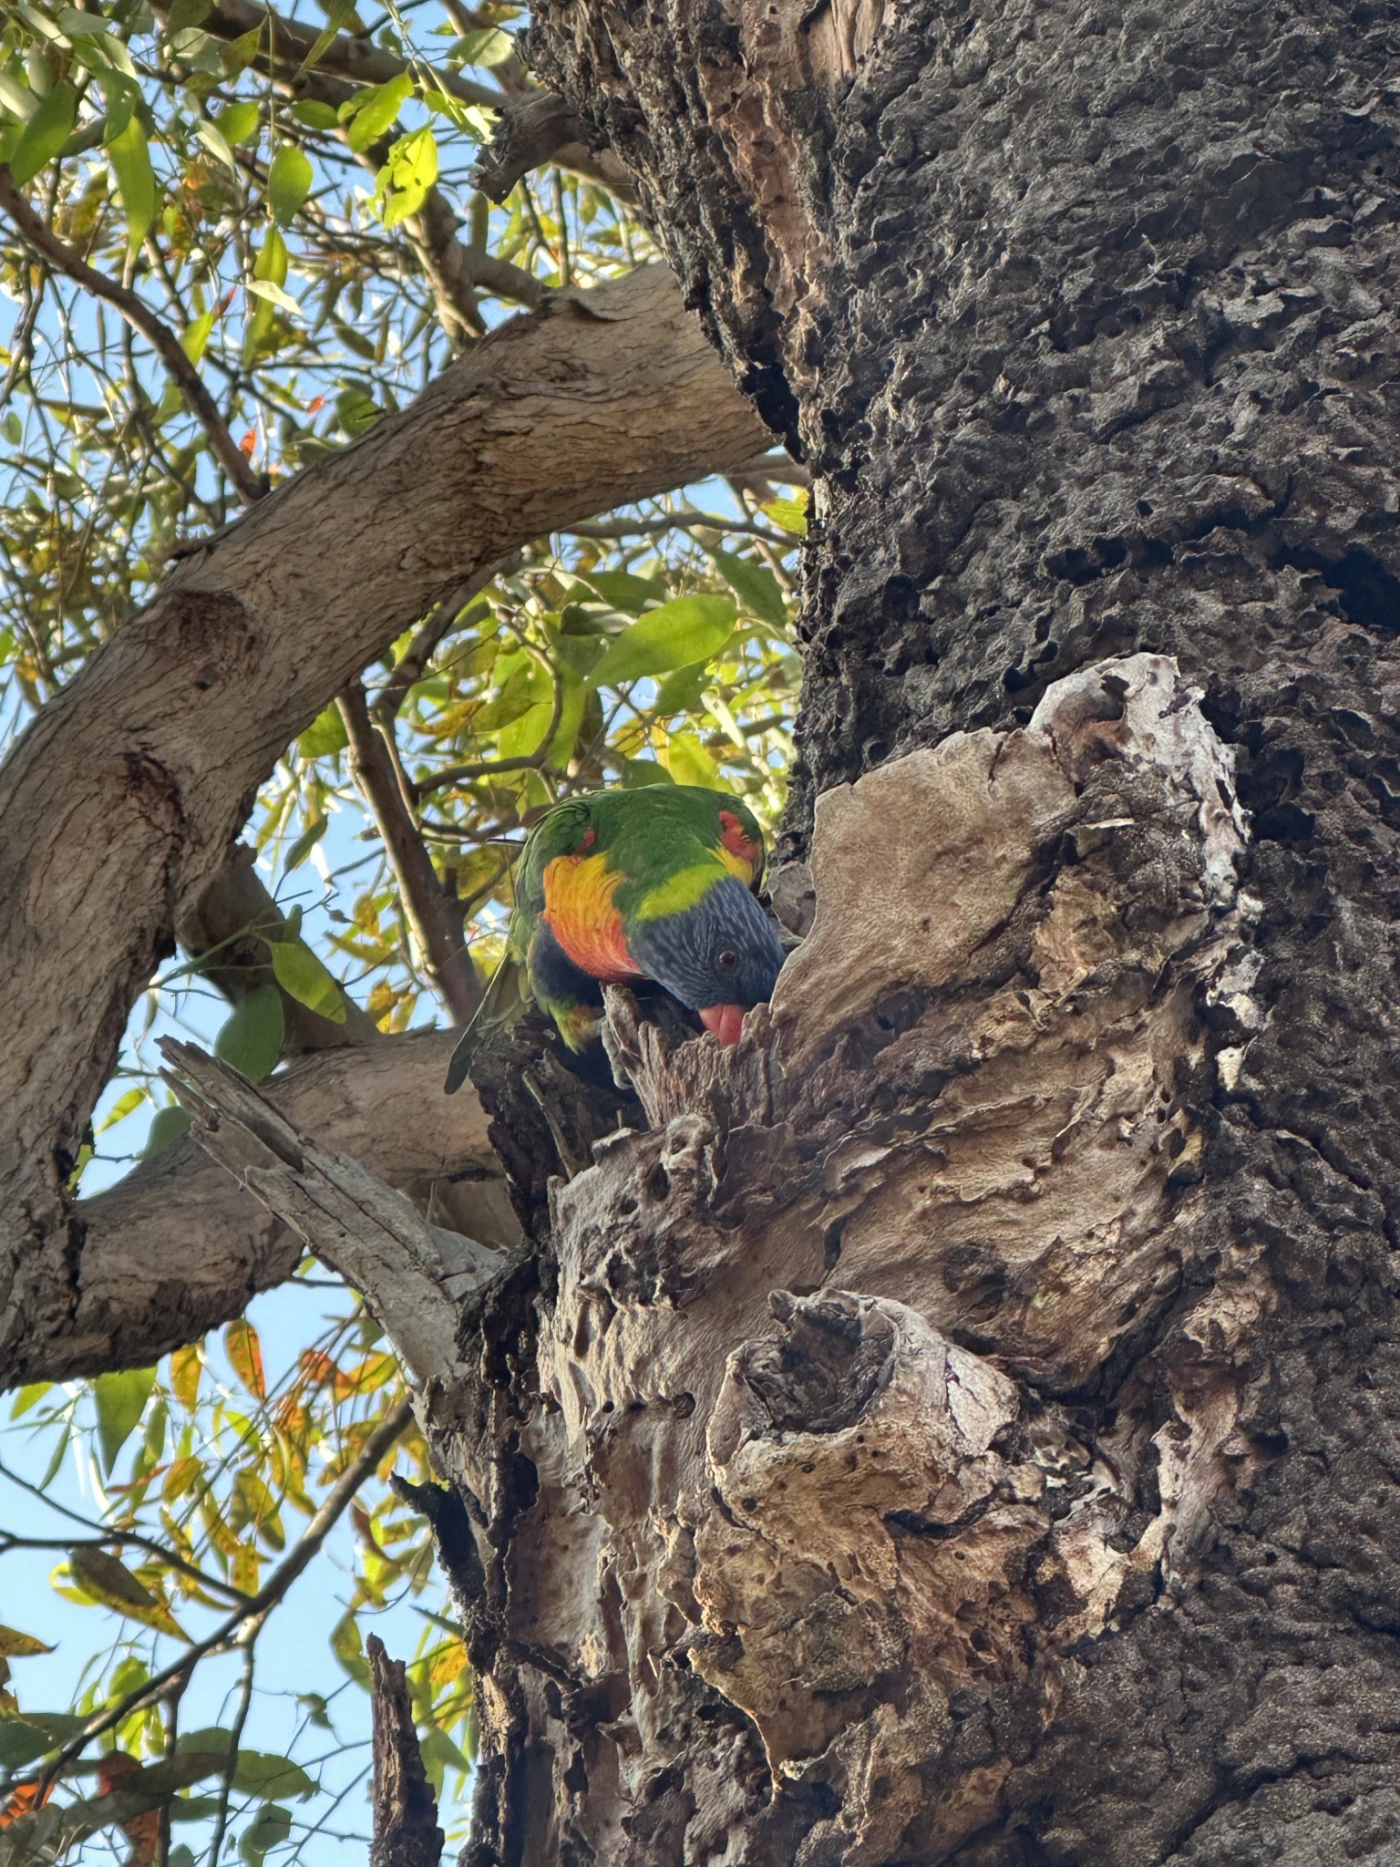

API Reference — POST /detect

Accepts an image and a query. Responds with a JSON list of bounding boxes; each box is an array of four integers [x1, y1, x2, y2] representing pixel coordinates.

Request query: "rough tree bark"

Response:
[[8, 1, 1400, 1862], [383, 2, 1400, 1861], [0, 262, 766, 1386]]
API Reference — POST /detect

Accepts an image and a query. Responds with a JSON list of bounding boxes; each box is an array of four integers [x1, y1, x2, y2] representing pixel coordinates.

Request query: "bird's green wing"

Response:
[[443, 951, 528, 1094]]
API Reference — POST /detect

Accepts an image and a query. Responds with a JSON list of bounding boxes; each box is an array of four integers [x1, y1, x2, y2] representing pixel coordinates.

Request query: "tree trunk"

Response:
[[410, 4, 1400, 1862]]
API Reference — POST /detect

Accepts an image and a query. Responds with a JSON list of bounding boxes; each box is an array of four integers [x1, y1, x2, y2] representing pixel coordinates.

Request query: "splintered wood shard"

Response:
[[159, 1038, 507, 1390]]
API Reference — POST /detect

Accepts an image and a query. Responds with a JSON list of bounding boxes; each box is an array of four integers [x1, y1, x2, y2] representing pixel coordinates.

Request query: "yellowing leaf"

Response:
[[225, 1320, 266, 1400], [170, 1343, 202, 1410], [96, 1086, 145, 1135], [0, 1626, 53, 1658], [67, 1548, 187, 1638], [161, 1455, 202, 1503], [341, 72, 411, 152]]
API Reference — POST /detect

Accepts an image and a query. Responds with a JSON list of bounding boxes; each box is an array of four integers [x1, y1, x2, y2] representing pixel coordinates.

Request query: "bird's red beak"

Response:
[[699, 1004, 746, 1046]]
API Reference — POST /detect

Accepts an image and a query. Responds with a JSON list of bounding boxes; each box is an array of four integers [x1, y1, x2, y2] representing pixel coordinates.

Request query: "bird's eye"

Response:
[[717, 948, 739, 972]]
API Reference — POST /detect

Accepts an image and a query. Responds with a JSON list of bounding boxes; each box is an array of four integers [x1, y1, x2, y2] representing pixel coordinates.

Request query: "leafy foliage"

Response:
[[0, 0, 805, 1854]]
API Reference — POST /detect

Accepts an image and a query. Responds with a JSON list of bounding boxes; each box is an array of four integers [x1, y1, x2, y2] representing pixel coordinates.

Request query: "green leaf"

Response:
[[375, 124, 437, 227], [168, 0, 213, 27], [267, 141, 312, 226], [2, 410, 21, 444], [329, 1612, 369, 1686], [269, 940, 346, 1023], [180, 310, 215, 364], [240, 1805, 293, 1865], [707, 547, 787, 628], [214, 984, 285, 1081], [619, 758, 673, 788], [143, 1105, 192, 1158], [298, 704, 348, 758], [195, 117, 238, 172], [652, 660, 710, 718], [92, 1366, 157, 1474], [232, 1752, 317, 1801], [341, 71, 411, 152], [67, 1547, 186, 1636], [10, 78, 76, 185], [216, 98, 259, 145], [0, 1718, 52, 1770], [291, 98, 339, 131], [585, 595, 736, 689], [763, 493, 808, 536], [246, 277, 300, 314], [256, 222, 287, 285], [578, 569, 667, 615], [9, 1380, 52, 1419], [450, 26, 513, 65], [664, 730, 723, 789], [283, 815, 328, 872]]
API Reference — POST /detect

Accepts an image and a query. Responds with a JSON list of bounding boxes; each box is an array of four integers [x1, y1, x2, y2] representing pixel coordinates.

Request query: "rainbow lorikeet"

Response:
[[444, 785, 785, 1093]]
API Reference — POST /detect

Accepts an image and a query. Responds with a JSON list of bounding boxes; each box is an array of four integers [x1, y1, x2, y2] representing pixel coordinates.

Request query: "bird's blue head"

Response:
[[627, 873, 785, 1030]]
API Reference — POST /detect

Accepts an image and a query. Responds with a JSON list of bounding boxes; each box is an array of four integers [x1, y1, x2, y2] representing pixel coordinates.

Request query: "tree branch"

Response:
[[160, 1041, 499, 1385], [1, 1397, 415, 1807], [0, 262, 768, 1372], [338, 683, 482, 1025], [6, 1031, 517, 1391], [0, 168, 267, 506]]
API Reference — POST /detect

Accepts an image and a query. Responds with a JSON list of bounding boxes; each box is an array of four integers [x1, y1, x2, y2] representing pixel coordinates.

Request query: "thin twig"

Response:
[[4, 1399, 414, 1804], [0, 167, 266, 505], [566, 509, 790, 543], [338, 683, 481, 1023], [206, 1641, 257, 1867]]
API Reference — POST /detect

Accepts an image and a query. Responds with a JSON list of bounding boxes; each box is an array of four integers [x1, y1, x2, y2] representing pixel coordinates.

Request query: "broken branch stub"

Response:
[[474, 654, 1265, 1859]]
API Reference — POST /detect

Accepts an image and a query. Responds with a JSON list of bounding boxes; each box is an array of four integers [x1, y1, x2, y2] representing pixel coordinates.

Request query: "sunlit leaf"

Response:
[[762, 492, 809, 535], [240, 1804, 292, 1865], [170, 1343, 202, 1410], [9, 1381, 52, 1419], [93, 1366, 157, 1473], [283, 814, 329, 872], [216, 98, 260, 146], [269, 939, 346, 1023], [586, 596, 736, 689], [298, 705, 349, 758], [96, 1086, 146, 1134], [663, 730, 722, 789], [341, 72, 412, 153], [267, 143, 313, 226], [225, 1319, 266, 1400]]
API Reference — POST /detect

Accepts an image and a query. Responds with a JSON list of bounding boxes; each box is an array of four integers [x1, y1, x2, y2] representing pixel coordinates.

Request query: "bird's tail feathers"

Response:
[[443, 957, 527, 1093]]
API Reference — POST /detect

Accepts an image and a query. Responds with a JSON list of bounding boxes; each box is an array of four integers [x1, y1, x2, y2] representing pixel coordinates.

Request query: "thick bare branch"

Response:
[[5, 1031, 517, 1391], [0, 262, 768, 1374], [160, 1041, 497, 1387]]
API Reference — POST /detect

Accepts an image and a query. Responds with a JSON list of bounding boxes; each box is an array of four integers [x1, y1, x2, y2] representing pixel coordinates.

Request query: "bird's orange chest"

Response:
[[541, 850, 643, 982]]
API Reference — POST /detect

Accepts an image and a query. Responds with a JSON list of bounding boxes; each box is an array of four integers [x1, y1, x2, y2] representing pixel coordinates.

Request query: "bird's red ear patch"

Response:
[[718, 810, 761, 867]]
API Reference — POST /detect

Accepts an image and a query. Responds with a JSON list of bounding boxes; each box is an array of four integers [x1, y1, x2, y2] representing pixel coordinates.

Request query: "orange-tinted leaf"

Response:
[[225, 1320, 266, 1400], [97, 1751, 160, 1866]]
